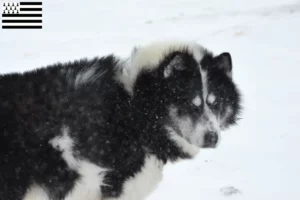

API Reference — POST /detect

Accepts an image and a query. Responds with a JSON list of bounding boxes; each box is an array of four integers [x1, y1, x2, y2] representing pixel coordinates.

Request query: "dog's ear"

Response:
[[214, 52, 232, 78], [164, 54, 186, 78]]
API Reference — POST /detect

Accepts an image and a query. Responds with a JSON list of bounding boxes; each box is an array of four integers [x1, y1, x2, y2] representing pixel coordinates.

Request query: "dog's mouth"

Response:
[[201, 143, 217, 148]]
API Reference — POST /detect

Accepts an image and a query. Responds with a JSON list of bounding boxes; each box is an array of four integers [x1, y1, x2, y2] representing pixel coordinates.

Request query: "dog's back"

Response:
[[0, 55, 123, 200]]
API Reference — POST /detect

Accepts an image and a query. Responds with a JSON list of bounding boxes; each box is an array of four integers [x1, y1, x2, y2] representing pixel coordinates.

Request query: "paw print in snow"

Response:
[[220, 186, 242, 196]]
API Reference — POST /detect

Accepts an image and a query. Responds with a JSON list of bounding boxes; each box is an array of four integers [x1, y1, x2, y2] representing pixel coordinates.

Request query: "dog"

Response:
[[0, 40, 242, 200]]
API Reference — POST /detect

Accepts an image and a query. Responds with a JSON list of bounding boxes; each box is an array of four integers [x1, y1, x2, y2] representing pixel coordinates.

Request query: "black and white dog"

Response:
[[0, 40, 242, 200]]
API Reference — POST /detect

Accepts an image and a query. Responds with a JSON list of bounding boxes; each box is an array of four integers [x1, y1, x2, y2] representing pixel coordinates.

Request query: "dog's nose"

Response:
[[203, 132, 218, 148]]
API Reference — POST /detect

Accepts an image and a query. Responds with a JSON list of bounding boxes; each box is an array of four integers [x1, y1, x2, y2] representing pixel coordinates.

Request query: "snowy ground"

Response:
[[1, 0, 300, 199]]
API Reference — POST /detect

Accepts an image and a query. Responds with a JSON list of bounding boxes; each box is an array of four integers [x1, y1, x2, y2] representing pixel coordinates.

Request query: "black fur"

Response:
[[200, 52, 242, 127], [0, 46, 242, 200]]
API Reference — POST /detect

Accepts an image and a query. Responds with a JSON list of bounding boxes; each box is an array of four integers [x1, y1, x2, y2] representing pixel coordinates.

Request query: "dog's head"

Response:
[[120, 41, 242, 153]]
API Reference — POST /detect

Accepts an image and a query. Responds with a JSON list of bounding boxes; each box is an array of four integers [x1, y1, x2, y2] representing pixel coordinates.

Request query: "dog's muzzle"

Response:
[[203, 131, 218, 148]]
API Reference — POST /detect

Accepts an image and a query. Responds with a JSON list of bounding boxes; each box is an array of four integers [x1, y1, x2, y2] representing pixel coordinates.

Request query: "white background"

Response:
[[1, 0, 300, 199]]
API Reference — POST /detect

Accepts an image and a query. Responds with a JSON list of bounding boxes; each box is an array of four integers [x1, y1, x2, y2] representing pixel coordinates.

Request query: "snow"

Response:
[[1, 0, 300, 199]]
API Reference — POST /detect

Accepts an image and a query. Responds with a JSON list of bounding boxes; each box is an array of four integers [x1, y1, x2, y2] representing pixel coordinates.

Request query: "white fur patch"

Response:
[[67, 61, 106, 89], [163, 66, 172, 78], [23, 185, 49, 200], [106, 155, 163, 200], [64, 161, 106, 200], [207, 93, 216, 105], [200, 67, 208, 100], [192, 95, 202, 107], [74, 67, 97, 88], [118, 40, 206, 94], [49, 126, 78, 169], [49, 126, 107, 200]]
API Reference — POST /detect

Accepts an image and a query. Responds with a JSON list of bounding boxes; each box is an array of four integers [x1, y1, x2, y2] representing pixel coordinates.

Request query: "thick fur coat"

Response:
[[0, 40, 242, 200]]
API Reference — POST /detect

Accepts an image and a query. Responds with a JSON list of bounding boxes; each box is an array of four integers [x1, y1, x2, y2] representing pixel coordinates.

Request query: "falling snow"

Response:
[[1, 0, 300, 199]]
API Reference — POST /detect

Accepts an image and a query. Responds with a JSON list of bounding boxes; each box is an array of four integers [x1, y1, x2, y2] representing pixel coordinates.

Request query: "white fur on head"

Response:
[[118, 40, 206, 94], [168, 94, 222, 150], [165, 125, 200, 158]]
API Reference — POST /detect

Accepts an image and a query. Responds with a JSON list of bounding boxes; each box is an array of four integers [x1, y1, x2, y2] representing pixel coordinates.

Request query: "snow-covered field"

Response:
[[1, 0, 300, 199]]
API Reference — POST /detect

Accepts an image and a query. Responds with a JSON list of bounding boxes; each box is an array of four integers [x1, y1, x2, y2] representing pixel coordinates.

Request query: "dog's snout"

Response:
[[203, 132, 218, 148]]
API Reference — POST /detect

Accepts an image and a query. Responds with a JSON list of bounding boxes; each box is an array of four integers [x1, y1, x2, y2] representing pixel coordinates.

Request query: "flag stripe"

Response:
[[19, 11, 43, 14], [20, 2, 42, 5], [19, 5, 42, 8], [2, 17, 42, 19], [2, 22, 42, 25], [2, 20, 42, 23], [2, 26, 42, 29], [2, 23, 42, 26], [2, 14, 42, 17], [20, 8, 42, 11]]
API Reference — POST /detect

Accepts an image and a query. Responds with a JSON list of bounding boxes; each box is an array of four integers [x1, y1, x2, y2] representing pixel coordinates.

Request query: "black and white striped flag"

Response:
[[2, 1, 42, 29]]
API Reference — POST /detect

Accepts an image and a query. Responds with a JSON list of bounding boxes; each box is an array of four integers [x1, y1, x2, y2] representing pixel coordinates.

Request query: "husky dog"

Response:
[[0, 40, 242, 200]]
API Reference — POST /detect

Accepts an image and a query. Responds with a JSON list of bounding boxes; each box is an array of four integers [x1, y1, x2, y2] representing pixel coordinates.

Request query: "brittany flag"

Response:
[[2, 1, 42, 29]]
